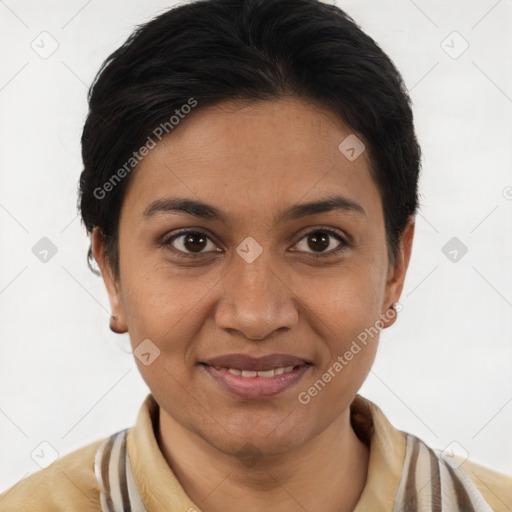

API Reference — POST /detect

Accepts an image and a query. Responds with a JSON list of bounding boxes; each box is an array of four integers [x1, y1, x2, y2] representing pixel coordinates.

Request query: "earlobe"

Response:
[[381, 302, 403, 329], [91, 227, 128, 334], [109, 314, 126, 334]]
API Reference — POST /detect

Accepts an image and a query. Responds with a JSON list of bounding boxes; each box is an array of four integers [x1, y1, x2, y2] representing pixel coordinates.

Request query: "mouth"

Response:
[[200, 353, 313, 399], [209, 365, 299, 378]]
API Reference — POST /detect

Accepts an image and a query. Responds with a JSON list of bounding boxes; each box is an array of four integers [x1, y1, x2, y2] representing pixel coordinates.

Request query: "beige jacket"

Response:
[[1, 393, 510, 511]]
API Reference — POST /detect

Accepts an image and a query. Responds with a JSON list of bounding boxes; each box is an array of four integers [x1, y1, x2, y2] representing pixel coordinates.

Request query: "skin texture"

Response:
[[93, 98, 415, 512]]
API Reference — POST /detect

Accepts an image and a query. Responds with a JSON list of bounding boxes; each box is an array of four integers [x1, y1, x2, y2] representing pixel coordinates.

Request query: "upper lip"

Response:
[[202, 353, 311, 371]]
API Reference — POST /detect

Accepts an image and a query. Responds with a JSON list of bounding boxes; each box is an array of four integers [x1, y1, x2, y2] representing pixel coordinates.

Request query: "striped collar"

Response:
[[94, 393, 492, 511]]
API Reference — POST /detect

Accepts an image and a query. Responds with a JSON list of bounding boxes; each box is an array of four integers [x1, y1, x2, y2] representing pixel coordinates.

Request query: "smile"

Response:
[[211, 365, 297, 378], [200, 353, 313, 399]]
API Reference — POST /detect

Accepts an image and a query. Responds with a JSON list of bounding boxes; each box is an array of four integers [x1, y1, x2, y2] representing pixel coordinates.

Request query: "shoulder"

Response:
[[455, 455, 512, 512], [0, 437, 105, 512]]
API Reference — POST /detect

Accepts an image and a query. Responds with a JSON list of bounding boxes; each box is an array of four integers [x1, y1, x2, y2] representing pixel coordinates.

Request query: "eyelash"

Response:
[[161, 228, 350, 260]]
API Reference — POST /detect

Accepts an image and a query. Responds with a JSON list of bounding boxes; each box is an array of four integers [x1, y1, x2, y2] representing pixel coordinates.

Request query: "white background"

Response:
[[1, 0, 511, 495]]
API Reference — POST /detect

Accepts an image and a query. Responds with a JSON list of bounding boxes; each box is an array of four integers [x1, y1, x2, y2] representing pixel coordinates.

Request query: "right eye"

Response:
[[162, 230, 221, 258]]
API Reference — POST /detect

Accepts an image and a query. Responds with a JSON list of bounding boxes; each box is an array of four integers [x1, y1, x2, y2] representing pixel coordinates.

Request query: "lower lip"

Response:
[[202, 364, 311, 399]]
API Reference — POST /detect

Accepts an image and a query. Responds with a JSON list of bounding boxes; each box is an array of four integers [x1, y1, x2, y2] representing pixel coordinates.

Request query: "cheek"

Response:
[[123, 269, 239, 399], [301, 256, 386, 329], [121, 264, 221, 372], [293, 272, 383, 412], [295, 259, 385, 377]]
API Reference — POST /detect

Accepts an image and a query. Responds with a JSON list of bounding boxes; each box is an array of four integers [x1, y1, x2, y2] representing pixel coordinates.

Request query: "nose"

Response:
[[214, 248, 298, 340]]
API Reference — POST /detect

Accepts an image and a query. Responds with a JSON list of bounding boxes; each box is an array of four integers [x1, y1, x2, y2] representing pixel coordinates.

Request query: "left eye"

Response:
[[294, 229, 348, 256]]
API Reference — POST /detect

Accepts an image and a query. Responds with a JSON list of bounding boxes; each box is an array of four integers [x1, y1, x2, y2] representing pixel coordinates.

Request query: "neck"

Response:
[[157, 406, 370, 512]]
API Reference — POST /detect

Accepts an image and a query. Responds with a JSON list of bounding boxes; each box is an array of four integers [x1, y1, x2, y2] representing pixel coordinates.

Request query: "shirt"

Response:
[[1, 393, 510, 511]]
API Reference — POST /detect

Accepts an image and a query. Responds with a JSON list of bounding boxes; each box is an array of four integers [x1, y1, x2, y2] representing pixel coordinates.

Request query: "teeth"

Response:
[[257, 369, 275, 378], [217, 365, 298, 378]]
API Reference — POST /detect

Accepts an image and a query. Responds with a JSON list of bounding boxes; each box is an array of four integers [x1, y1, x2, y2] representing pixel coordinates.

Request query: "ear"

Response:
[[91, 227, 127, 334], [380, 217, 415, 328]]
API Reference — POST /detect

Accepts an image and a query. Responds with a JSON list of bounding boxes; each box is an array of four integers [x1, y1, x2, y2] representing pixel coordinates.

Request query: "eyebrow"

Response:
[[141, 194, 366, 224]]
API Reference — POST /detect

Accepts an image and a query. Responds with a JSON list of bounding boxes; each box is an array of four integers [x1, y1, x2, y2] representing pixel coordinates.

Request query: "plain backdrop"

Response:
[[1, 0, 511, 494]]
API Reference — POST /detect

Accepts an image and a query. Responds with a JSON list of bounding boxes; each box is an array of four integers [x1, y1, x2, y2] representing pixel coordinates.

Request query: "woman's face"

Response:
[[94, 98, 413, 457]]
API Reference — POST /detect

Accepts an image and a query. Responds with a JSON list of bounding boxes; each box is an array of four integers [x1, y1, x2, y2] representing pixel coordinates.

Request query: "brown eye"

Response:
[[307, 231, 330, 252], [181, 232, 208, 252], [295, 229, 348, 256], [164, 230, 219, 258], [162, 228, 349, 260]]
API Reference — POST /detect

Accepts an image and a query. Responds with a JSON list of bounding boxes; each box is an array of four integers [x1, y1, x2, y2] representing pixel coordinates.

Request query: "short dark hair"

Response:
[[79, 0, 421, 279]]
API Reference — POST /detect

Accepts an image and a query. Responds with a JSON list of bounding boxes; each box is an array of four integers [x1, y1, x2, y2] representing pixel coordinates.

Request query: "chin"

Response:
[[207, 412, 311, 458], [216, 432, 304, 461]]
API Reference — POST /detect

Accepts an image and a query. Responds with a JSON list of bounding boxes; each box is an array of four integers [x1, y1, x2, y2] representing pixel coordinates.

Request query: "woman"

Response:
[[2, 0, 510, 510]]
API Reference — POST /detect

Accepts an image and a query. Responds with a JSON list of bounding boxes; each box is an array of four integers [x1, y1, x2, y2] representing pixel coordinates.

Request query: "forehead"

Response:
[[120, 98, 382, 227]]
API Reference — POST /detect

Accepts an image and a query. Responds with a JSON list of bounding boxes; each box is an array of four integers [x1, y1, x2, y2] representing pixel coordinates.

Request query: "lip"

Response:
[[202, 353, 311, 371], [200, 353, 312, 400]]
